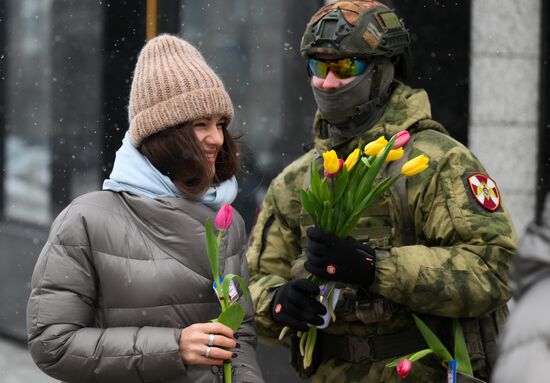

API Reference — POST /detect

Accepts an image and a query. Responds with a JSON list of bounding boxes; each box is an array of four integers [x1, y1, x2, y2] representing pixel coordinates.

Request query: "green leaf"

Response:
[[453, 319, 473, 376], [300, 190, 317, 223], [320, 201, 331, 231], [361, 156, 372, 168], [205, 219, 219, 281], [222, 273, 249, 303], [354, 136, 396, 206], [409, 348, 434, 362], [338, 210, 363, 238], [320, 178, 330, 201], [413, 314, 453, 362], [346, 152, 362, 203], [303, 325, 317, 368], [310, 161, 322, 199], [217, 303, 245, 332], [332, 204, 341, 234], [309, 194, 324, 228], [332, 167, 349, 206], [385, 349, 433, 368], [344, 187, 355, 217], [385, 353, 413, 368], [326, 208, 334, 233], [371, 174, 399, 199], [353, 175, 400, 218], [357, 188, 376, 213], [308, 188, 323, 210]]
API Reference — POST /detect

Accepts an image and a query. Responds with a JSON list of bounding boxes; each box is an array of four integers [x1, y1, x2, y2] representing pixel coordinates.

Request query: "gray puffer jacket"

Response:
[[27, 191, 264, 383], [492, 195, 550, 383]]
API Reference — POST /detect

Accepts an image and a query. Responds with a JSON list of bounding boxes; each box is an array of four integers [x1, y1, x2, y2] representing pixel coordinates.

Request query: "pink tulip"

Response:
[[393, 130, 411, 149], [324, 159, 344, 179], [396, 359, 412, 379], [215, 204, 233, 230]]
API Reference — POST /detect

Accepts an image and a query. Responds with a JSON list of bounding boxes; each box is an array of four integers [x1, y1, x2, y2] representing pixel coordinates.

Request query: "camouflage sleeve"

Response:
[[246, 154, 312, 343], [372, 130, 517, 317]]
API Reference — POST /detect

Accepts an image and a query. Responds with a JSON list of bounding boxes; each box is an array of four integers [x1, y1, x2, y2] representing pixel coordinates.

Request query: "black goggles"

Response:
[[307, 57, 369, 79]]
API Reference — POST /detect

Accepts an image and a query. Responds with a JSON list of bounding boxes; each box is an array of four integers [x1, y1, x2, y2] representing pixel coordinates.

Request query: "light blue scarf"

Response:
[[102, 132, 238, 210]]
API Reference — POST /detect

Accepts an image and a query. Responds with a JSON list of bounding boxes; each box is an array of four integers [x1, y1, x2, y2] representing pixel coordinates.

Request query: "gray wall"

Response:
[[469, 0, 542, 235]]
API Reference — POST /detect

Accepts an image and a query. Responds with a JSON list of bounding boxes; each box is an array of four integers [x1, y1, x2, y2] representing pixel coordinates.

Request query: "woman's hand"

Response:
[[178, 322, 237, 365]]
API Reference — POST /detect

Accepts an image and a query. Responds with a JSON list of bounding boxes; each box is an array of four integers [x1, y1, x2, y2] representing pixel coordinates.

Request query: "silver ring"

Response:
[[208, 333, 215, 347], [205, 346, 212, 358]]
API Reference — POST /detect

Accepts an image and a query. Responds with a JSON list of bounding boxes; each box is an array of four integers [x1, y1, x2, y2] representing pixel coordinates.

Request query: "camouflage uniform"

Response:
[[247, 82, 516, 382]]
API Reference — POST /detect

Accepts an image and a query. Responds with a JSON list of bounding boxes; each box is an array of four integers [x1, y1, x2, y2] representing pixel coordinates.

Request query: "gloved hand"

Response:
[[304, 227, 376, 286], [270, 278, 327, 332]]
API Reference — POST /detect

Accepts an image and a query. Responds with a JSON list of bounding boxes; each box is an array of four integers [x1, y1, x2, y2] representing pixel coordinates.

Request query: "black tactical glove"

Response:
[[270, 278, 327, 332], [305, 227, 376, 286]]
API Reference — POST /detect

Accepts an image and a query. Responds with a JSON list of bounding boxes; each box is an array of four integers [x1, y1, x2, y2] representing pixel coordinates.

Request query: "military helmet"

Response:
[[300, 1, 410, 76]]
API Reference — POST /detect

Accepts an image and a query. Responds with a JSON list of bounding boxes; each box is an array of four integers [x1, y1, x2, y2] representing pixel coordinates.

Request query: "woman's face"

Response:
[[192, 116, 225, 175]]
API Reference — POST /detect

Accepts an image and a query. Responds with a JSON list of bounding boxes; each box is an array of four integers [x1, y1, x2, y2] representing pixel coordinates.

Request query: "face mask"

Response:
[[311, 58, 395, 128], [311, 65, 374, 125]]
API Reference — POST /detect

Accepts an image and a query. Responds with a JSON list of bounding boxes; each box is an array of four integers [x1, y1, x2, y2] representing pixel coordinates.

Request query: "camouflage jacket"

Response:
[[247, 82, 517, 382]]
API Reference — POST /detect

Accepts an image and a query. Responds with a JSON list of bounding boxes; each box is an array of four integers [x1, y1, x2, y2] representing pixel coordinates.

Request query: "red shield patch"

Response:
[[467, 173, 501, 211]]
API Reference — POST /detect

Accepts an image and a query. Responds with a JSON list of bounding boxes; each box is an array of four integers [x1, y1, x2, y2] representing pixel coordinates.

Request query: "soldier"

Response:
[[247, 1, 517, 382]]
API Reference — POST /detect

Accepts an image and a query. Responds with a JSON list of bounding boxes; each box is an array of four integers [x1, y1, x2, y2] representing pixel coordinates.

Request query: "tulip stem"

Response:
[[216, 230, 226, 310], [224, 362, 232, 383]]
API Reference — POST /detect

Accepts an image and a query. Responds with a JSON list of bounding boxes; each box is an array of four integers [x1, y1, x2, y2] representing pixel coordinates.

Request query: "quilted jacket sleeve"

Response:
[[26, 205, 187, 383]]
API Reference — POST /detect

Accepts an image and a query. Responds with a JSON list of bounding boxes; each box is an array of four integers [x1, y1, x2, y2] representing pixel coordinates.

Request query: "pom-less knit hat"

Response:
[[128, 34, 234, 147]]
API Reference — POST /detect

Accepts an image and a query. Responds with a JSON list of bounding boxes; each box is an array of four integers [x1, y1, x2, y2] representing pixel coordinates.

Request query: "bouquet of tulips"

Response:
[[386, 314, 474, 382], [280, 130, 430, 369], [204, 204, 249, 383]]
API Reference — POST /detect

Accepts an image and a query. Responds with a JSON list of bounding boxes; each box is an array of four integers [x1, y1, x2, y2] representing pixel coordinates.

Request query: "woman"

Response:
[[26, 35, 264, 383]]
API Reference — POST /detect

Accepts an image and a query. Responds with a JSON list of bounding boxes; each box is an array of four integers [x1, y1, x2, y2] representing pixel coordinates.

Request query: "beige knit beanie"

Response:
[[128, 34, 234, 147]]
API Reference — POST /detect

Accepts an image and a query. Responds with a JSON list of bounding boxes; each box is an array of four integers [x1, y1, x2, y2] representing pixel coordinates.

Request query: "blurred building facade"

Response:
[[0, 0, 547, 382]]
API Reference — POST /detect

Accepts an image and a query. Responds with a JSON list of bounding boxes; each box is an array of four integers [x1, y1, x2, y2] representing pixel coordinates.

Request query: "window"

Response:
[[4, 0, 52, 224]]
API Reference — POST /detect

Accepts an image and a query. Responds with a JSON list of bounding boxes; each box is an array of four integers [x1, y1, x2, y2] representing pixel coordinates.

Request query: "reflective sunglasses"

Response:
[[307, 57, 368, 79]]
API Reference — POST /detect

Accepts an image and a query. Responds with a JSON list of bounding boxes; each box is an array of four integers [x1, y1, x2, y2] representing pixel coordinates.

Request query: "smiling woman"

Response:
[[26, 34, 264, 383]]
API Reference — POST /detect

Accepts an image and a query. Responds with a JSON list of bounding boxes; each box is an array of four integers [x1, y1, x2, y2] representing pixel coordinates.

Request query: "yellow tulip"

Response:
[[385, 148, 404, 162], [322, 150, 340, 175], [344, 148, 360, 171], [402, 155, 430, 176], [364, 136, 388, 156]]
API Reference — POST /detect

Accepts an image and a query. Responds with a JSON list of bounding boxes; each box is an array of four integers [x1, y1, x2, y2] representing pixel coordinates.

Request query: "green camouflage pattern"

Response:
[[300, 1, 410, 60], [247, 82, 517, 382]]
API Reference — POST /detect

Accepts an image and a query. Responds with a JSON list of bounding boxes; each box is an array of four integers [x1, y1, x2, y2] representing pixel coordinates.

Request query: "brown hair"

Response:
[[139, 123, 240, 197]]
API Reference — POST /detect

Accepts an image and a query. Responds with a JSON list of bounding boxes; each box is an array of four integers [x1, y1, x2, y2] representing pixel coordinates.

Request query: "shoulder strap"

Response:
[[386, 120, 450, 246]]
